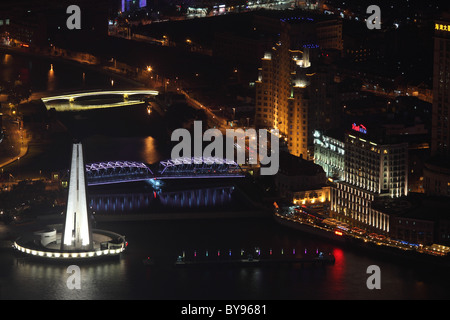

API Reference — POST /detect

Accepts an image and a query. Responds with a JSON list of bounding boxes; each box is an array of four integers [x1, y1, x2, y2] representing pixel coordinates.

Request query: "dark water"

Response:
[[0, 51, 124, 92], [1, 53, 450, 301], [88, 182, 248, 214], [2, 218, 450, 300]]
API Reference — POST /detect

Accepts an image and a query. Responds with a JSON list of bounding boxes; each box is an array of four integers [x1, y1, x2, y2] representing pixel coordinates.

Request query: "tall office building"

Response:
[[255, 24, 311, 159], [254, 13, 342, 159], [432, 15, 450, 156], [423, 14, 450, 197], [329, 123, 408, 233]]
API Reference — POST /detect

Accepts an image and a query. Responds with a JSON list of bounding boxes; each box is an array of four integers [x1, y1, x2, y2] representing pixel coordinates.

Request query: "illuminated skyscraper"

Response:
[[432, 16, 450, 156], [254, 13, 342, 159], [423, 14, 450, 197], [255, 25, 310, 159]]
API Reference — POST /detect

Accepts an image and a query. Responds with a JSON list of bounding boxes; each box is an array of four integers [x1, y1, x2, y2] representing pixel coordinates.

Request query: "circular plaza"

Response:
[[14, 227, 127, 260]]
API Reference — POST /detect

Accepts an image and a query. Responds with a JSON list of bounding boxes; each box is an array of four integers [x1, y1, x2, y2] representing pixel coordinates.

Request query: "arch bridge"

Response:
[[41, 90, 159, 111]]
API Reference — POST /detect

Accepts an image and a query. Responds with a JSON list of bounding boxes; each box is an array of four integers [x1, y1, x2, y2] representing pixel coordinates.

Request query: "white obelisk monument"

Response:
[[61, 143, 93, 250]]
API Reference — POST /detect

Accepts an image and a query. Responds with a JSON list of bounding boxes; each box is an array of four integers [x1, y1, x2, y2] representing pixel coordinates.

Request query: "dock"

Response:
[[173, 248, 335, 267], [175, 257, 335, 267]]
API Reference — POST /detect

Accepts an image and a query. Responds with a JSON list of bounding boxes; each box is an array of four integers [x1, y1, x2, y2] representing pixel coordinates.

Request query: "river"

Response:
[[0, 51, 449, 302]]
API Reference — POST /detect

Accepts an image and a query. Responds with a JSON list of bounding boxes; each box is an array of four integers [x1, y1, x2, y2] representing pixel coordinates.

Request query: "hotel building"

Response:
[[254, 12, 343, 160], [254, 24, 311, 159], [423, 14, 450, 197], [328, 123, 408, 234]]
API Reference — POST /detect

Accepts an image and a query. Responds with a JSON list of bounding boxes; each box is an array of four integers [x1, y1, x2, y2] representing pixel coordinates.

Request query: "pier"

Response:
[[172, 247, 335, 267]]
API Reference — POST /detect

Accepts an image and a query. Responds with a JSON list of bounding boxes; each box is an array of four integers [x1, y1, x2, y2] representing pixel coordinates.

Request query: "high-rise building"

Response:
[[253, 12, 343, 53], [254, 13, 342, 159], [423, 14, 450, 197], [431, 15, 450, 156], [329, 123, 409, 234], [255, 24, 311, 159]]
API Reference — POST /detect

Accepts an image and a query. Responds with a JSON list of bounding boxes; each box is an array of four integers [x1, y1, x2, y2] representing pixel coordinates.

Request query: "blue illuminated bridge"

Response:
[[85, 157, 245, 186]]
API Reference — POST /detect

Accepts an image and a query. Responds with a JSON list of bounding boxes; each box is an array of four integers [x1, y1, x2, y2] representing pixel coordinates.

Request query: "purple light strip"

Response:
[[86, 161, 152, 174], [160, 157, 238, 168], [87, 174, 245, 185]]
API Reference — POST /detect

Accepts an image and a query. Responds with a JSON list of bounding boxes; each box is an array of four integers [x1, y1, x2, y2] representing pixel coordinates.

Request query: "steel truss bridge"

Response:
[[85, 157, 245, 186]]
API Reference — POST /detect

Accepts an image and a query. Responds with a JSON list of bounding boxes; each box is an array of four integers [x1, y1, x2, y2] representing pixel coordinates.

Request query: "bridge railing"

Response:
[[157, 157, 244, 178], [85, 161, 154, 185], [84, 157, 245, 185]]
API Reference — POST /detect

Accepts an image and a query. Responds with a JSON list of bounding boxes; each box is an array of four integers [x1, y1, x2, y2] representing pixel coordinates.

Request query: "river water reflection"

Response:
[[2, 217, 450, 300], [1, 52, 450, 301]]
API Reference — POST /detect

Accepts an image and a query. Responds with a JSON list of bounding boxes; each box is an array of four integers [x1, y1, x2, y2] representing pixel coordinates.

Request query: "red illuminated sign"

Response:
[[352, 123, 367, 134]]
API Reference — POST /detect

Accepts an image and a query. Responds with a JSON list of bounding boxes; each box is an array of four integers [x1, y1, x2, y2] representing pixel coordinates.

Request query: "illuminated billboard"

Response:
[[352, 123, 367, 134]]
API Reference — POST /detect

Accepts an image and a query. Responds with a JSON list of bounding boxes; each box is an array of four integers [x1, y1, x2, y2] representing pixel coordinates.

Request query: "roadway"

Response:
[[278, 205, 448, 258], [0, 105, 30, 173], [180, 89, 228, 129]]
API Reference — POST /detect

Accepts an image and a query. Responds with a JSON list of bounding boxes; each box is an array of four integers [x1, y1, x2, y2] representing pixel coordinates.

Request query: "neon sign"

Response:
[[352, 123, 367, 134], [435, 23, 450, 32]]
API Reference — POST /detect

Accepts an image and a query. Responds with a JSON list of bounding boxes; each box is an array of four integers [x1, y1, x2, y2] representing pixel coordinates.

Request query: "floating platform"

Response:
[[173, 250, 335, 267], [175, 257, 335, 267]]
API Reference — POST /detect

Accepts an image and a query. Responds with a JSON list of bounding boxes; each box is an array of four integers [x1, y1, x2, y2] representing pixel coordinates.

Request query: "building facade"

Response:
[[254, 13, 342, 159], [423, 15, 450, 197], [432, 17, 450, 157], [313, 129, 345, 180], [275, 151, 327, 202], [329, 124, 409, 233], [389, 214, 435, 246], [255, 25, 310, 159]]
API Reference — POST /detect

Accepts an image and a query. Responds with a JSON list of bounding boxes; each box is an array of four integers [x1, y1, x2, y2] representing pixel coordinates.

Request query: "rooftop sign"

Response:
[[352, 123, 367, 134], [435, 23, 450, 32]]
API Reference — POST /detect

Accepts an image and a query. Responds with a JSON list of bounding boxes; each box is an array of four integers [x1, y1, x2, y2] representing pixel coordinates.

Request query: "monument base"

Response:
[[13, 228, 127, 261]]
